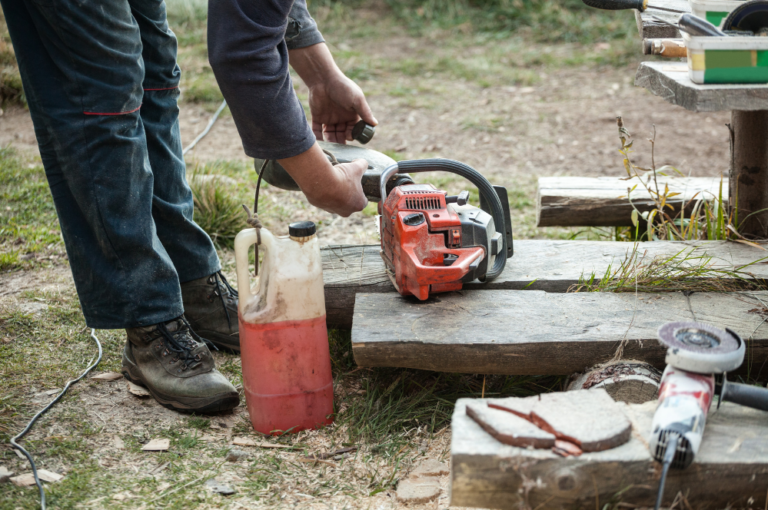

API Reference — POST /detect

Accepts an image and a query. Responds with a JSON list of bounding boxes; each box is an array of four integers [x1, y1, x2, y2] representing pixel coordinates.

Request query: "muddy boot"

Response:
[[122, 317, 240, 413], [181, 271, 239, 352]]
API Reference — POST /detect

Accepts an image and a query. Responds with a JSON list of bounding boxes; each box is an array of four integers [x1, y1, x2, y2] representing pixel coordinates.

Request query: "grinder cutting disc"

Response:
[[658, 321, 744, 374], [722, 0, 768, 32]]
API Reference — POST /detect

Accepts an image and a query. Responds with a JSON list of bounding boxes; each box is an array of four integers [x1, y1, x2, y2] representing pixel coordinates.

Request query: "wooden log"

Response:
[[730, 110, 768, 239], [350, 290, 768, 375], [451, 398, 768, 509], [322, 240, 768, 328], [567, 360, 661, 404], [635, 62, 768, 113], [536, 176, 726, 227]]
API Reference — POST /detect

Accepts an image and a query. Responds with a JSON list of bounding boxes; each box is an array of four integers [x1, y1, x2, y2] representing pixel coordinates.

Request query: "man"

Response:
[[2, 0, 374, 413]]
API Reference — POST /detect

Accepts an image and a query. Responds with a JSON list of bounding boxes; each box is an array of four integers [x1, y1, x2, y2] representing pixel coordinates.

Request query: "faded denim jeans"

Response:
[[2, 0, 220, 328]]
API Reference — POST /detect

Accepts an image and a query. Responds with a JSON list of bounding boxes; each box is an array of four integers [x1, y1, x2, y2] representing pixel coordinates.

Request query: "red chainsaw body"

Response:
[[379, 184, 485, 300]]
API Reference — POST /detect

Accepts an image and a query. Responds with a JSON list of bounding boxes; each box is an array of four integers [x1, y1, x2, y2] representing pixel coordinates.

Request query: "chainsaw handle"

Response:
[[382, 159, 511, 281]]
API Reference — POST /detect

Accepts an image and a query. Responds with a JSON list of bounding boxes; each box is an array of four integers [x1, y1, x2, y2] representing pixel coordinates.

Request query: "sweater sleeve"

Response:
[[207, 0, 315, 160], [285, 0, 325, 50]]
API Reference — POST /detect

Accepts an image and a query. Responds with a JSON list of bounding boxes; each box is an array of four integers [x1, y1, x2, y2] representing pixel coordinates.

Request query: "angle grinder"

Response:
[[651, 321, 768, 510]]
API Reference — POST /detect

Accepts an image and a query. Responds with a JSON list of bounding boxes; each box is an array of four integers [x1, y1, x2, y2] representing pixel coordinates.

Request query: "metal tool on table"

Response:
[[650, 321, 768, 510], [651, 13, 728, 35], [256, 121, 514, 301], [581, 0, 684, 14]]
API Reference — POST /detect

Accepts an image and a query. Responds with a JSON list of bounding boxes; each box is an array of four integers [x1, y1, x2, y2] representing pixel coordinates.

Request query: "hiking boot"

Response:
[[181, 271, 240, 352], [122, 317, 240, 413]]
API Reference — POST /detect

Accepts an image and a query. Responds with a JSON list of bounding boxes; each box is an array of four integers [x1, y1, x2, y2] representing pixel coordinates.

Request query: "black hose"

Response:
[[395, 159, 507, 281], [10, 329, 103, 510]]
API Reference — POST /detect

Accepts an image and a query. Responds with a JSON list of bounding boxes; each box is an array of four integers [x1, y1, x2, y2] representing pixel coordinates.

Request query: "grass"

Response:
[[570, 244, 768, 294], [188, 162, 249, 249]]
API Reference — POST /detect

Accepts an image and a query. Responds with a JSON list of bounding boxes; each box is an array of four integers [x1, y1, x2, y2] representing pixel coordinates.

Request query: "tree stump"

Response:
[[567, 360, 661, 404]]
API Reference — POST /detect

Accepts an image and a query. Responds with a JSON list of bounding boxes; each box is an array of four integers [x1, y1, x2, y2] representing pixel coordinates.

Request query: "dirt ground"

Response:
[[0, 57, 731, 246], [0, 25, 736, 510]]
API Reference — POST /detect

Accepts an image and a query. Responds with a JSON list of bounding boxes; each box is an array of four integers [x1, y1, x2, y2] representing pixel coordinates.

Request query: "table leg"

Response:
[[730, 110, 768, 239]]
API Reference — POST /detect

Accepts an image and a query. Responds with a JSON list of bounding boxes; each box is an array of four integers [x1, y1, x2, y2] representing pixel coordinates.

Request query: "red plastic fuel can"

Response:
[[234, 221, 333, 434]]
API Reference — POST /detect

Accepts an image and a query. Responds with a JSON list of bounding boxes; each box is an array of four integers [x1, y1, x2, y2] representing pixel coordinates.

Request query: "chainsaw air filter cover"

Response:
[[657, 321, 744, 374]]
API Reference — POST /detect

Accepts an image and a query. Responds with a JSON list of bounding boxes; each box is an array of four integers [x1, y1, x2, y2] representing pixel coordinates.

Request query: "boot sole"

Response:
[[122, 369, 240, 414]]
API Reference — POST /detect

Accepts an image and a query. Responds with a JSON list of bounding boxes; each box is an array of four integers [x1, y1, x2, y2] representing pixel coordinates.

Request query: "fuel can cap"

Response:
[[289, 221, 316, 237], [658, 321, 745, 374]]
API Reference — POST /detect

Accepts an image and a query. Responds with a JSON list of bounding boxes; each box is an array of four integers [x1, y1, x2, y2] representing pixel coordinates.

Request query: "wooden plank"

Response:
[[635, 61, 768, 113], [322, 240, 768, 327], [451, 398, 768, 509], [536, 176, 726, 227], [351, 290, 768, 374]]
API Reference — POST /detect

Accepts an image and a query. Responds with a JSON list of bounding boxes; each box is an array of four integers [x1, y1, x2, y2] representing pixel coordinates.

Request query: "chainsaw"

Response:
[[257, 123, 514, 300]]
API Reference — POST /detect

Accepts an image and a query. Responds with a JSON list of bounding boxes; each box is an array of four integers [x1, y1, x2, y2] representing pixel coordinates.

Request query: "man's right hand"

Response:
[[277, 143, 368, 217]]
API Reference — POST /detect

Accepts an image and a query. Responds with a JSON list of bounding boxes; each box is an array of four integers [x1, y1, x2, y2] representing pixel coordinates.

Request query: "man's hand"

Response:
[[289, 43, 377, 144], [308, 76, 376, 143], [278, 144, 367, 217]]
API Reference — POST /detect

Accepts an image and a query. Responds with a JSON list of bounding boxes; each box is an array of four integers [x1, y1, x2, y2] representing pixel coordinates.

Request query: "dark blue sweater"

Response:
[[207, 0, 324, 160]]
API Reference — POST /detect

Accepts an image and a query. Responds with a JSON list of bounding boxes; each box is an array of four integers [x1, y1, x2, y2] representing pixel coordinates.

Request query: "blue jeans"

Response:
[[1, 0, 220, 328]]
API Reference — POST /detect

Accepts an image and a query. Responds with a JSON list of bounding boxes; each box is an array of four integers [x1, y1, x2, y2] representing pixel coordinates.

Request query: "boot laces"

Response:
[[212, 271, 238, 330], [157, 318, 205, 370]]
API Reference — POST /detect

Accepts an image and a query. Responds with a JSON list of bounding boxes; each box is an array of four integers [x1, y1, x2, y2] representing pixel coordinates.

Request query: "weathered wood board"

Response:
[[351, 290, 768, 374], [634, 0, 687, 39], [636, 61, 768, 113], [451, 398, 768, 509], [322, 240, 768, 328], [536, 176, 727, 227]]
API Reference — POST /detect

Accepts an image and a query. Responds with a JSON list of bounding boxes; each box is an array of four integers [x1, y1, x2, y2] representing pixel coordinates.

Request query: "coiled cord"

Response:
[[10, 328, 103, 510]]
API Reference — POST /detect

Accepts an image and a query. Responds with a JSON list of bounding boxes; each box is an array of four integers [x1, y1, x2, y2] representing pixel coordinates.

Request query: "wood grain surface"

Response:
[[351, 290, 768, 374], [536, 176, 727, 227], [635, 62, 768, 113], [323, 240, 768, 328], [451, 398, 768, 509]]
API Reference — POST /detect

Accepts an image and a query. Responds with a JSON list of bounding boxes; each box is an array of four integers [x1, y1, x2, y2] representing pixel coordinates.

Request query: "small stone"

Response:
[[205, 479, 236, 495], [395, 477, 441, 504], [142, 438, 170, 451], [225, 449, 249, 462], [91, 372, 123, 382], [0, 467, 14, 484], [127, 381, 150, 397], [409, 459, 450, 478], [113, 436, 125, 450]]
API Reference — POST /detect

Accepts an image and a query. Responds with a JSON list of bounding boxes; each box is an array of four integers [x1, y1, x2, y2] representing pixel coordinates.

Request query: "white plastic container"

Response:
[[234, 221, 333, 435], [685, 32, 768, 84], [689, 0, 744, 28]]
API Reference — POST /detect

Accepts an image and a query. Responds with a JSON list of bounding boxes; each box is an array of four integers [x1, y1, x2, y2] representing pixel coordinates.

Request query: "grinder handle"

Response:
[[721, 379, 768, 412]]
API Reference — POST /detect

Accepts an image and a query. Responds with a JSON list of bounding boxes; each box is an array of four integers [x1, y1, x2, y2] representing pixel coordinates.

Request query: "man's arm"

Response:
[[207, 0, 369, 217]]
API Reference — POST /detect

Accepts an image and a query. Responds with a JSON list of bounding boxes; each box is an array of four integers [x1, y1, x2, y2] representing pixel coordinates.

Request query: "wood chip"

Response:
[[91, 372, 123, 381], [10, 474, 36, 487], [127, 381, 150, 397], [232, 437, 291, 448], [466, 402, 555, 449], [37, 469, 63, 483], [552, 439, 583, 457], [297, 457, 336, 467], [142, 438, 170, 451], [0, 466, 13, 483], [10, 470, 62, 487]]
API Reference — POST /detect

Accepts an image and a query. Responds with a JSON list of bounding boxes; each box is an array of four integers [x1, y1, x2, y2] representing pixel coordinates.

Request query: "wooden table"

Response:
[[635, 3, 768, 238]]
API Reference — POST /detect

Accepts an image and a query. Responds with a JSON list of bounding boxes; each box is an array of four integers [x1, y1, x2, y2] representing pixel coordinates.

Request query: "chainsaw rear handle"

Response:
[[582, 0, 647, 11], [380, 159, 511, 281]]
